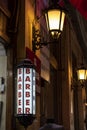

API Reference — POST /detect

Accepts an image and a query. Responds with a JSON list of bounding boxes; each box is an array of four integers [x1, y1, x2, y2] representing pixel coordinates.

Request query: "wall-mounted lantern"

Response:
[[32, 1, 66, 52], [15, 59, 36, 128], [45, 6, 65, 40], [71, 62, 87, 90], [77, 65, 87, 82], [76, 64, 87, 88]]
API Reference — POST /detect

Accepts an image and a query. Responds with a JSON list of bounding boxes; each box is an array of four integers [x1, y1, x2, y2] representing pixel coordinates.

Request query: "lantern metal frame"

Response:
[[15, 59, 36, 128], [71, 63, 87, 90], [45, 4, 65, 40], [77, 63, 87, 82], [32, 2, 66, 52]]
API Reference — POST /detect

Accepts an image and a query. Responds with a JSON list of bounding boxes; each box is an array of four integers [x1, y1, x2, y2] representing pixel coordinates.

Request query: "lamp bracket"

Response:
[[32, 26, 58, 52], [71, 78, 87, 90]]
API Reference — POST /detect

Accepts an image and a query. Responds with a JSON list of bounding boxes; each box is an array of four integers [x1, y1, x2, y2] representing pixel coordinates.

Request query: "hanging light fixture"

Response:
[[71, 58, 87, 90], [32, 1, 66, 52], [45, 5, 65, 40], [15, 59, 36, 128], [77, 63, 87, 83], [77, 66, 86, 81], [77, 56, 87, 84]]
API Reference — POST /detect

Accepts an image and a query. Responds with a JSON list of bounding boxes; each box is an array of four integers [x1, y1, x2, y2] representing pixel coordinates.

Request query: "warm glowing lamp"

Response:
[[77, 66, 86, 81], [32, 2, 66, 52], [45, 7, 65, 40]]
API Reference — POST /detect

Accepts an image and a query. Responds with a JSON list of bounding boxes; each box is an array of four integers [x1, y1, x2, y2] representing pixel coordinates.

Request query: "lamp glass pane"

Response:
[[48, 9, 61, 30], [77, 69, 86, 80], [60, 12, 65, 31], [17, 68, 23, 114]]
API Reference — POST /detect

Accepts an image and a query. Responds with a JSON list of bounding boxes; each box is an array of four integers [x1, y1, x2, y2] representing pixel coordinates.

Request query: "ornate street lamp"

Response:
[[45, 5, 65, 40], [77, 64, 87, 82], [76, 62, 87, 88], [32, 1, 66, 52], [71, 63, 87, 90], [15, 59, 36, 128]]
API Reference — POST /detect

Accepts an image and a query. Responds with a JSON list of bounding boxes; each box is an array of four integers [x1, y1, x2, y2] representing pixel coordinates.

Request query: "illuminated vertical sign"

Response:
[[24, 68, 32, 114], [16, 62, 36, 115], [17, 68, 23, 114], [32, 69, 36, 114], [16, 59, 36, 127]]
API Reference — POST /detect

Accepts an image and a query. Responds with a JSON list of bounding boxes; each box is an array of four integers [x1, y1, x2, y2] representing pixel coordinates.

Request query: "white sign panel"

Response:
[[17, 67, 36, 115], [17, 68, 23, 114], [33, 69, 36, 115], [24, 68, 32, 114]]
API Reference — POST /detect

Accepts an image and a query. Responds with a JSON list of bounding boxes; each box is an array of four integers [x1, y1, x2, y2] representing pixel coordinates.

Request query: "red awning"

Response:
[[69, 0, 87, 20]]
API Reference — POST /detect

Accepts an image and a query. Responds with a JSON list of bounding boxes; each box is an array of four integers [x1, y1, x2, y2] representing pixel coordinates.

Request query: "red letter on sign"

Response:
[[18, 92, 21, 97], [19, 68, 22, 74], [26, 92, 30, 97], [26, 68, 30, 74], [18, 76, 22, 82], [18, 100, 21, 105], [18, 84, 22, 89], [26, 84, 30, 89], [18, 108, 22, 114], [26, 100, 30, 105], [25, 76, 30, 82], [26, 108, 30, 114]]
